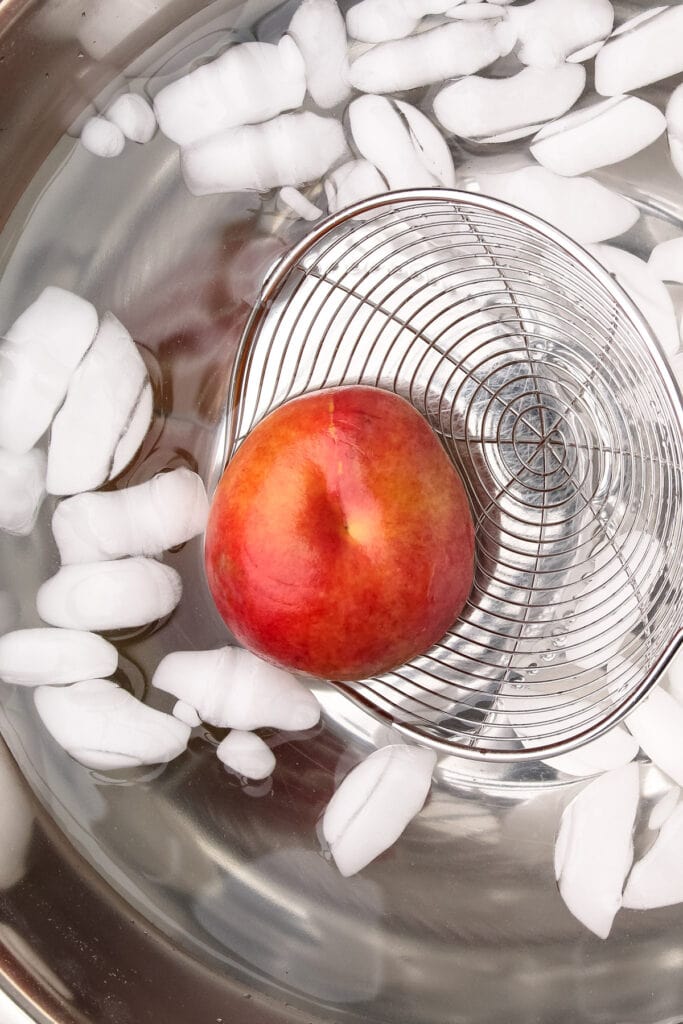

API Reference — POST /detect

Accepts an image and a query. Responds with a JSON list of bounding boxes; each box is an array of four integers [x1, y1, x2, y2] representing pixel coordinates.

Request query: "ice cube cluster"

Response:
[[0, 286, 206, 769], [76, 0, 681, 371], [80, 93, 156, 157], [0, 291, 327, 803], [5, 0, 683, 901], [0, 288, 152, 534]]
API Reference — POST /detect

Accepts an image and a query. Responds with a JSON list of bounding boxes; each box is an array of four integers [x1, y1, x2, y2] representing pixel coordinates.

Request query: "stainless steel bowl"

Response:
[[2, 3, 683, 1023]]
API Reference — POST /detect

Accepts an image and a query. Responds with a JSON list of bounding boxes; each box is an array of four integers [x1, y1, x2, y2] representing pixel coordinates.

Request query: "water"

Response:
[[1, 2, 683, 1021]]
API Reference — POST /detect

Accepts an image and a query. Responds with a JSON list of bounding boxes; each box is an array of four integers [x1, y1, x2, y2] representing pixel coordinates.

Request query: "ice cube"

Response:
[[34, 678, 190, 769], [667, 84, 683, 180], [434, 64, 586, 143], [347, 0, 456, 42], [446, 4, 510, 22], [181, 111, 348, 196], [217, 730, 276, 780], [509, 0, 613, 68], [52, 468, 208, 564], [470, 165, 638, 244], [347, 19, 512, 93], [47, 312, 149, 495], [554, 764, 638, 938], [649, 236, 683, 285], [80, 116, 125, 158], [152, 646, 321, 731], [105, 93, 157, 144], [590, 244, 679, 357], [531, 96, 665, 177], [0, 628, 117, 686], [36, 557, 182, 631], [0, 448, 46, 536], [172, 700, 201, 728], [289, 0, 350, 109], [322, 744, 436, 876], [648, 786, 679, 832], [626, 688, 683, 787], [324, 159, 388, 214], [108, 381, 153, 480], [154, 37, 306, 148], [595, 7, 683, 97], [349, 95, 455, 189], [623, 802, 683, 909], [542, 726, 638, 779], [278, 186, 323, 221], [0, 286, 98, 454]]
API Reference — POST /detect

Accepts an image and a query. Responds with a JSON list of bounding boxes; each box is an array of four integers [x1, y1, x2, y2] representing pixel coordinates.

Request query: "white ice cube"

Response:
[[154, 37, 306, 148], [289, 0, 350, 109], [108, 381, 153, 480], [349, 95, 455, 189], [623, 802, 683, 909], [667, 84, 683, 180], [0, 448, 46, 536], [595, 7, 683, 97], [36, 557, 182, 631], [0, 286, 98, 454], [0, 628, 117, 686], [80, 116, 125, 158], [434, 64, 586, 143], [509, 0, 614, 68], [670, 138, 683, 184], [34, 678, 190, 769], [322, 744, 436, 876], [105, 93, 157, 144], [590, 244, 679, 357], [649, 237, 683, 285], [554, 763, 638, 938], [181, 111, 348, 197], [446, 4, 510, 22], [52, 468, 208, 564], [152, 646, 321, 731], [626, 688, 683, 787], [542, 725, 638, 779], [47, 312, 149, 495], [278, 186, 323, 221], [347, 0, 457, 42], [648, 786, 679, 832], [531, 96, 665, 177], [217, 730, 276, 780], [324, 159, 388, 214], [347, 19, 511, 93], [471, 165, 638, 244], [392, 98, 456, 186], [173, 700, 201, 728]]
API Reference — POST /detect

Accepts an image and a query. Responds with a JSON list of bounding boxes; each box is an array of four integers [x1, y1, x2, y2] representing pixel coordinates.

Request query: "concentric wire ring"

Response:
[[225, 190, 683, 761]]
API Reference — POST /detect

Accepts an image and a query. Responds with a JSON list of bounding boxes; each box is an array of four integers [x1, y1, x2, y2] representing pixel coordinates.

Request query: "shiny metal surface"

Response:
[[228, 190, 683, 759], [2, 2, 683, 1024]]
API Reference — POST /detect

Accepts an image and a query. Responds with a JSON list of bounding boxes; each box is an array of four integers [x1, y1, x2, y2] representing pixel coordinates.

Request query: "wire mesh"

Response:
[[225, 190, 683, 760]]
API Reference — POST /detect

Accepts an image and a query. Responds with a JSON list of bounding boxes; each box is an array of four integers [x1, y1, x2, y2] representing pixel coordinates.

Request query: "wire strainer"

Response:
[[223, 189, 683, 761]]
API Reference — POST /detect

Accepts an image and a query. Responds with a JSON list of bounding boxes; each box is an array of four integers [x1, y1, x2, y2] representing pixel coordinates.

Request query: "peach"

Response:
[[205, 385, 474, 680]]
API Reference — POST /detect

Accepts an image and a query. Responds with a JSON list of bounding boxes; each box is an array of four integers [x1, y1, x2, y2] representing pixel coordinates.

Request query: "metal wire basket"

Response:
[[223, 189, 683, 761]]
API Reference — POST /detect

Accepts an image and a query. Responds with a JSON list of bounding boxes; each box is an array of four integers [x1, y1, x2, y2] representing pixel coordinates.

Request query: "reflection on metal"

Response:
[[229, 190, 683, 760]]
